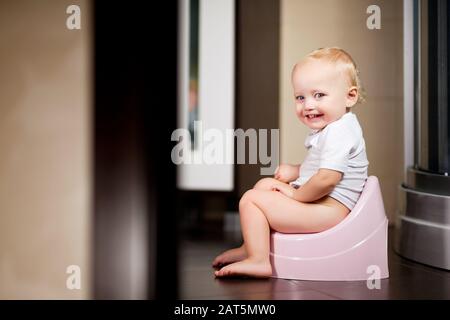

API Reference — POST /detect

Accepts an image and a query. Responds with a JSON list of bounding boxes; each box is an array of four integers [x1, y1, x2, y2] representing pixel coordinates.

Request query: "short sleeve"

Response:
[[318, 125, 357, 173]]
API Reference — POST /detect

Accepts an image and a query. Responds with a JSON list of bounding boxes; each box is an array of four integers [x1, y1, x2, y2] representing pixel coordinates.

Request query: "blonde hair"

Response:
[[300, 47, 366, 105]]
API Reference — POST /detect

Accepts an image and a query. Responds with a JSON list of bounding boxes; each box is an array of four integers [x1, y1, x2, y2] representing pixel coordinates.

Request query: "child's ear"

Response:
[[346, 86, 359, 108]]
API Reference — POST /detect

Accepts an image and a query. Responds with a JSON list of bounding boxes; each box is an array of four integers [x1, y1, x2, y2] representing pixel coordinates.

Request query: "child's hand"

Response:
[[274, 164, 300, 183], [271, 183, 296, 198]]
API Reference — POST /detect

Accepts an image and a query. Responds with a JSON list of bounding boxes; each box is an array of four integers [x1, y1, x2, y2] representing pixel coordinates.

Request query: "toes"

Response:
[[212, 256, 223, 267], [214, 266, 229, 277]]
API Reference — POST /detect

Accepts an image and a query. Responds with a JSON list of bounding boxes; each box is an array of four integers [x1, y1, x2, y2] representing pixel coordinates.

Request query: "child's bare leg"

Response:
[[214, 189, 349, 278], [214, 198, 273, 278], [212, 178, 282, 268]]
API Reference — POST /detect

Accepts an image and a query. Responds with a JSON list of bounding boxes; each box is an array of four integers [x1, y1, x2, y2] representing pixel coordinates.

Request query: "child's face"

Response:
[[292, 59, 357, 130]]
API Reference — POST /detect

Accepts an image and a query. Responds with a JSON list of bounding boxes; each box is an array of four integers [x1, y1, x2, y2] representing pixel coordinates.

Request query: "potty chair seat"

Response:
[[270, 176, 389, 281]]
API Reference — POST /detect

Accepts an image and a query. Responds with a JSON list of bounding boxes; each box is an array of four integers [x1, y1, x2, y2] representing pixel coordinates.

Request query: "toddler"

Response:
[[212, 47, 369, 278]]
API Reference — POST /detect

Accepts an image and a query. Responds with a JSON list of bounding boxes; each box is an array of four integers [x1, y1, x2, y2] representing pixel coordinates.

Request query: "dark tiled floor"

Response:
[[178, 227, 450, 300]]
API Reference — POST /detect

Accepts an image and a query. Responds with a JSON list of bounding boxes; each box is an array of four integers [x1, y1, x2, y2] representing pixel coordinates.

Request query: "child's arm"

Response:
[[292, 168, 342, 202]]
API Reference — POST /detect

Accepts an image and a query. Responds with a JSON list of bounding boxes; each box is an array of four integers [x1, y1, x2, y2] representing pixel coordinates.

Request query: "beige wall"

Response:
[[280, 0, 403, 222], [0, 0, 92, 298]]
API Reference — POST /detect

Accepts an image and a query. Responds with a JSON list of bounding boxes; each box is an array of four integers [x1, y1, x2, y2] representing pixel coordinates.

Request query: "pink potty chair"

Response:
[[270, 176, 389, 281]]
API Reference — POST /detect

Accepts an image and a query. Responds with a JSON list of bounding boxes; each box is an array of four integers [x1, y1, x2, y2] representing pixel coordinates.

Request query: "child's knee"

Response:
[[239, 189, 259, 209]]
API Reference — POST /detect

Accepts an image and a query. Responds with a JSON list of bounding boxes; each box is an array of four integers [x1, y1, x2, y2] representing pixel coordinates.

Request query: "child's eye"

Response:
[[314, 93, 325, 99], [295, 95, 305, 101]]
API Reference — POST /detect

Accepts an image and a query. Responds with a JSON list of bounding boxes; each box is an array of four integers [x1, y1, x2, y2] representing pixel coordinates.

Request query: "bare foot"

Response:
[[214, 258, 272, 278], [212, 245, 247, 268]]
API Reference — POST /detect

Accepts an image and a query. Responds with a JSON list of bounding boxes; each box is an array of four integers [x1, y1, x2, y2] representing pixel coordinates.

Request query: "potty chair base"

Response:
[[270, 176, 390, 281]]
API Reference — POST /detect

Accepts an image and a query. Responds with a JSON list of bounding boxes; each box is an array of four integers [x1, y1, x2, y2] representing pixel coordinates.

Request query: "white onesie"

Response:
[[290, 112, 369, 210]]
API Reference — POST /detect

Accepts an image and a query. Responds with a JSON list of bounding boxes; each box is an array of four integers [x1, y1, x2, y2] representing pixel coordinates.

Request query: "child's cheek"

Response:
[[297, 112, 305, 123]]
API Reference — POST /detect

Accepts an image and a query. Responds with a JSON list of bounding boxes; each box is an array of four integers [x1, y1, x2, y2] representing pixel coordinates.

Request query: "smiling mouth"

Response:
[[305, 114, 323, 119]]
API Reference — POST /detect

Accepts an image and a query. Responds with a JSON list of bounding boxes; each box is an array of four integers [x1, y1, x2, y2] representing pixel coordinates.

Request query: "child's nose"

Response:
[[304, 100, 316, 110]]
